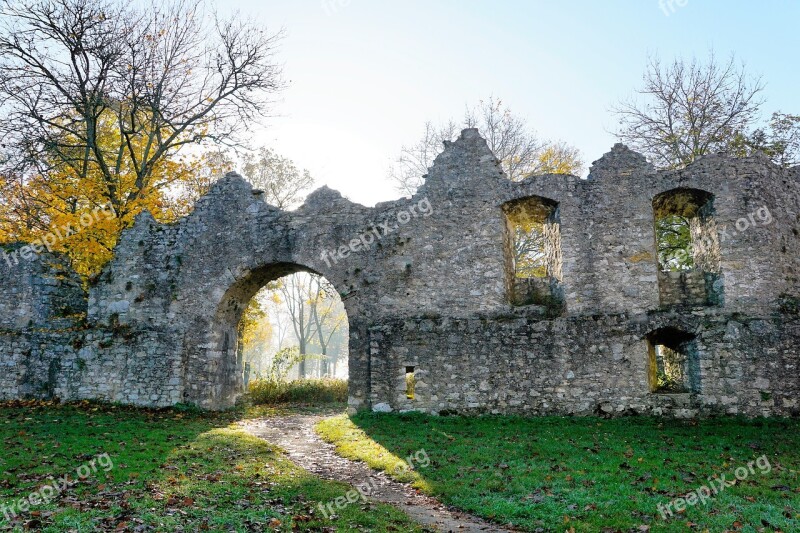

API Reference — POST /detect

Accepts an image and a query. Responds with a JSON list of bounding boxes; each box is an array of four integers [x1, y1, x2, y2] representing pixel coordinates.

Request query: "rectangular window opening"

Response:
[[405, 366, 416, 400], [651, 344, 688, 393], [503, 196, 564, 308], [504, 197, 561, 280], [647, 329, 699, 394], [652, 188, 723, 307]]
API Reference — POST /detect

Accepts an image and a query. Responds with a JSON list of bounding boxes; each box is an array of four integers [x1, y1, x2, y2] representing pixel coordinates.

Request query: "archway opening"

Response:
[[241, 271, 350, 406], [242, 271, 349, 380], [200, 263, 350, 409]]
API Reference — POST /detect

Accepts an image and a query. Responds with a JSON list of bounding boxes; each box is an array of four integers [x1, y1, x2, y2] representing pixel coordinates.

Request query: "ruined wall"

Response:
[[657, 270, 720, 307], [0, 249, 85, 400], [0, 129, 798, 417], [370, 312, 800, 418]]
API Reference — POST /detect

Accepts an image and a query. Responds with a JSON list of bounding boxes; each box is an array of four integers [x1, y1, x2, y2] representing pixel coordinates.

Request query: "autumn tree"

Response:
[[0, 148, 231, 277], [238, 298, 273, 378], [389, 97, 584, 196], [505, 202, 548, 278], [166, 149, 236, 219], [0, 0, 282, 275], [242, 147, 315, 209], [613, 53, 800, 170]]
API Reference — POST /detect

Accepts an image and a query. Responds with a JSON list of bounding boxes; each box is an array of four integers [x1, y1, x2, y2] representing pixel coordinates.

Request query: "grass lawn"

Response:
[[316, 412, 800, 532], [0, 400, 423, 532]]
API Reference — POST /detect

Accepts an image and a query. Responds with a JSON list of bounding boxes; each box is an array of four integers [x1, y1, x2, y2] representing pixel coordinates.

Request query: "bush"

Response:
[[248, 378, 348, 405]]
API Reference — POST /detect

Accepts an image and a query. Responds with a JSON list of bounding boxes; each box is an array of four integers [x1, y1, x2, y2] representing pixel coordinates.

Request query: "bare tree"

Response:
[[389, 97, 584, 195], [308, 276, 346, 377], [741, 112, 800, 168], [277, 274, 317, 378], [242, 147, 315, 209], [612, 53, 765, 169], [463, 98, 544, 181], [0, 0, 284, 218], [388, 120, 458, 197]]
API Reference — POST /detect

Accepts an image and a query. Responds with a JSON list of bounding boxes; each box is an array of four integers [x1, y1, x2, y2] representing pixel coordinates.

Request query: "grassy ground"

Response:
[[0, 401, 423, 532], [317, 412, 800, 532]]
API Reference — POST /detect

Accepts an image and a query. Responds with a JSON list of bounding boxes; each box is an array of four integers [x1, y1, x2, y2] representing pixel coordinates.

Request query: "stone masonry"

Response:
[[1, 129, 798, 417]]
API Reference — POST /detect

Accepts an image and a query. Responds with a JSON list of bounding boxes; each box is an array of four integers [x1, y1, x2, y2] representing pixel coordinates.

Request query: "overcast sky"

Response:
[[226, 0, 800, 206]]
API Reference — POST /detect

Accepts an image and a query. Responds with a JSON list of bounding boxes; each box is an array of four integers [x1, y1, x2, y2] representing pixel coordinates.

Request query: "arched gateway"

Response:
[[1, 130, 799, 417]]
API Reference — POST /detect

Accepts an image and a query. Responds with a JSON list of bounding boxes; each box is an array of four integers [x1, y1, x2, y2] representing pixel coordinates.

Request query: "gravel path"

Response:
[[240, 413, 515, 533]]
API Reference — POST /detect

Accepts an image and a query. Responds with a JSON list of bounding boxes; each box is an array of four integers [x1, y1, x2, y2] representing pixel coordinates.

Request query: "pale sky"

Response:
[[223, 0, 800, 206]]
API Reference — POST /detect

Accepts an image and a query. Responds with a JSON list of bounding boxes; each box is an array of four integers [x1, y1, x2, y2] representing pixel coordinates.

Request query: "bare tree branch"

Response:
[[612, 52, 765, 169], [0, 0, 284, 217], [389, 97, 583, 196]]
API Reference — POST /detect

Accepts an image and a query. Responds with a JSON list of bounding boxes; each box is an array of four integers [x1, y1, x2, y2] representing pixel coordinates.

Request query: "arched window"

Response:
[[503, 196, 563, 308], [652, 188, 722, 306]]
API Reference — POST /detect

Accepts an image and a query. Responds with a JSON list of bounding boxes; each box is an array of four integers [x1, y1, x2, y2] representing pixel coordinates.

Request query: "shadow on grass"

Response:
[[0, 401, 421, 532], [329, 412, 800, 532]]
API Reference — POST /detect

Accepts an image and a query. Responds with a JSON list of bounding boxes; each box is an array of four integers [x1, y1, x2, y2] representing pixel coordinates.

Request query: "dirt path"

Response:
[[240, 413, 515, 533]]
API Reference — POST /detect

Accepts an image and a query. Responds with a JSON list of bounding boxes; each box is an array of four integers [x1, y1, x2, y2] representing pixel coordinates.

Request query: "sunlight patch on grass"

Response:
[[316, 411, 800, 532], [0, 403, 423, 532], [316, 414, 431, 491]]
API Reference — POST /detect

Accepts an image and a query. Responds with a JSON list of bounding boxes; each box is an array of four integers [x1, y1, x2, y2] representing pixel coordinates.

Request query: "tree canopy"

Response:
[[0, 0, 282, 275], [389, 97, 584, 196], [613, 52, 799, 169]]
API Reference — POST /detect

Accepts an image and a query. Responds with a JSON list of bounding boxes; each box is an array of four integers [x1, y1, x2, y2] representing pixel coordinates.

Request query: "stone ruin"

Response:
[[1, 129, 799, 417]]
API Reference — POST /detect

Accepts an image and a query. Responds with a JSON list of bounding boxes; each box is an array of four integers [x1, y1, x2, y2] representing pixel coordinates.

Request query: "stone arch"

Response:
[[183, 261, 353, 409]]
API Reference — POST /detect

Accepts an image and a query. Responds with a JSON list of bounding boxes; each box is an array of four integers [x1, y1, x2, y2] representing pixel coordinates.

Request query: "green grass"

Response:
[[247, 378, 348, 406], [0, 400, 423, 532], [317, 412, 800, 532]]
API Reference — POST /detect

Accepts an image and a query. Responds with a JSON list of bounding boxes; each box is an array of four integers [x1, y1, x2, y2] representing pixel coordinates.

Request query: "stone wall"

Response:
[[0, 249, 85, 400], [0, 129, 798, 417], [368, 311, 800, 418], [657, 270, 722, 307]]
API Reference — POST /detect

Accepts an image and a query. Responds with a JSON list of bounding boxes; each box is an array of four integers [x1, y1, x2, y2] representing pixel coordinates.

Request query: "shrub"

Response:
[[248, 378, 348, 405]]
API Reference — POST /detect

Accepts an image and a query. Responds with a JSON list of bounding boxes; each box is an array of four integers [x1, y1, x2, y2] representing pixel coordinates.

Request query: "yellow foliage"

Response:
[[240, 299, 273, 351], [0, 111, 229, 278], [536, 145, 583, 175]]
